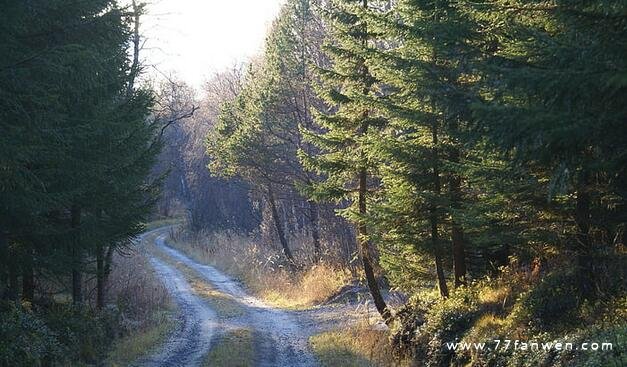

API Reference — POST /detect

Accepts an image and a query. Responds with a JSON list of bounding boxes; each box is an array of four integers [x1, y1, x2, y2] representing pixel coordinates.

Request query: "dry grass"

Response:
[[107, 232, 174, 323], [142, 217, 185, 231], [310, 321, 408, 367], [107, 312, 175, 367], [167, 228, 353, 309], [478, 285, 510, 304], [465, 313, 509, 340], [259, 264, 353, 309]]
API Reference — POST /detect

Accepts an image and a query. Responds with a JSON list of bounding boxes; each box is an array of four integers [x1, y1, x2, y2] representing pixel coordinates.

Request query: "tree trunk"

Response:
[[96, 244, 105, 310], [7, 268, 18, 302], [431, 123, 449, 298], [21, 248, 34, 302], [309, 201, 321, 261], [359, 167, 392, 323], [267, 185, 295, 266], [127, 0, 141, 96], [434, 246, 448, 298], [575, 171, 594, 299], [104, 244, 115, 281], [0, 229, 7, 300], [353, 0, 391, 323], [449, 146, 467, 288], [451, 224, 466, 288], [71, 205, 83, 307]]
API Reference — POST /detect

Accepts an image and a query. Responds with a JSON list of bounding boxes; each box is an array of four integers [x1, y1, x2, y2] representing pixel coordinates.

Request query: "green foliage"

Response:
[[0, 304, 65, 366], [42, 305, 118, 364], [415, 287, 482, 366], [301, 0, 388, 207], [469, 0, 627, 262], [518, 270, 582, 332], [0, 0, 160, 362], [0, 0, 158, 302], [211, 0, 625, 364], [499, 323, 627, 367], [0, 302, 122, 366], [208, 0, 316, 191], [391, 269, 626, 367]]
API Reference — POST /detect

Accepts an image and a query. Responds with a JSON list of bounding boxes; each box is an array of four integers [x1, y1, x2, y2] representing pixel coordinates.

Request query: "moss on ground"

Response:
[[201, 328, 255, 367]]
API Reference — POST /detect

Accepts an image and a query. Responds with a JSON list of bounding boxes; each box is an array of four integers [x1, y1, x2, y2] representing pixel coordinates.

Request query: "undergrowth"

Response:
[[390, 263, 626, 367], [0, 230, 176, 367]]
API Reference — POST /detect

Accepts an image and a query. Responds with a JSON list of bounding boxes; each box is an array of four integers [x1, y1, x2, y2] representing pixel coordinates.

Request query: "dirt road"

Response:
[[133, 255, 216, 367], [138, 228, 346, 367]]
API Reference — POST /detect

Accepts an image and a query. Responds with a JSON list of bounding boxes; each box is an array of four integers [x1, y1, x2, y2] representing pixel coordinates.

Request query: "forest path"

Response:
[[139, 227, 360, 367], [133, 253, 216, 367]]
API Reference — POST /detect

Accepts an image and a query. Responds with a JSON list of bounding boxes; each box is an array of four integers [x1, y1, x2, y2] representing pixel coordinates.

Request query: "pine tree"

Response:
[[356, 0, 479, 297], [359, 0, 534, 296], [0, 0, 158, 306], [208, 0, 326, 266], [301, 0, 392, 321], [208, 62, 301, 265], [469, 0, 627, 299]]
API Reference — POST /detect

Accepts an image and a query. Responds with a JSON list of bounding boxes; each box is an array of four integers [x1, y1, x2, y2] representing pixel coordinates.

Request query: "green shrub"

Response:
[[43, 304, 117, 363], [414, 287, 480, 367], [0, 303, 66, 366], [0, 302, 123, 367], [519, 269, 581, 331], [393, 266, 625, 367], [503, 324, 626, 367]]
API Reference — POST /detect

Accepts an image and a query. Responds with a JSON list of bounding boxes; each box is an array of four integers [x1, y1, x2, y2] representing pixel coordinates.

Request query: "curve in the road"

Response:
[[141, 228, 318, 367]]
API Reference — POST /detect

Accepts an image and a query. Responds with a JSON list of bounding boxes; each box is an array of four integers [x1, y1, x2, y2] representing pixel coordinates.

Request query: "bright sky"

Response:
[[140, 0, 284, 90]]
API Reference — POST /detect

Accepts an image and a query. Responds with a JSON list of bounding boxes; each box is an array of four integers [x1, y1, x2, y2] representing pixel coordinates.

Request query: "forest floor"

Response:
[[136, 227, 379, 367]]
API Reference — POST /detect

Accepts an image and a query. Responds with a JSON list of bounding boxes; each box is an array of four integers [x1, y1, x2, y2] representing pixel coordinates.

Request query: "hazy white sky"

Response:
[[140, 0, 284, 89]]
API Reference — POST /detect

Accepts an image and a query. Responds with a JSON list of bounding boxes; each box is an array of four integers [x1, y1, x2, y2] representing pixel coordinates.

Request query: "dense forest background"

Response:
[[1, 0, 626, 366]]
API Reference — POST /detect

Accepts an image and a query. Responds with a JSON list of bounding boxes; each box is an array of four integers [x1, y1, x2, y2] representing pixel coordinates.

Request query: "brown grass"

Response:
[[167, 228, 353, 309], [142, 216, 185, 231], [107, 232, 174, 324]]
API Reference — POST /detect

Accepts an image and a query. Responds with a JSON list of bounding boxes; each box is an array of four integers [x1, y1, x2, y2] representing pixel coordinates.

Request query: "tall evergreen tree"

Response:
[[0, 0, 158, 307], [208, 62, 299, 265], [469, 0, 627, 299], [208, 0, 327, 266], [358, 0, 480, 297], [356, 0, 540, 297], [301, 0, 392, 321]]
